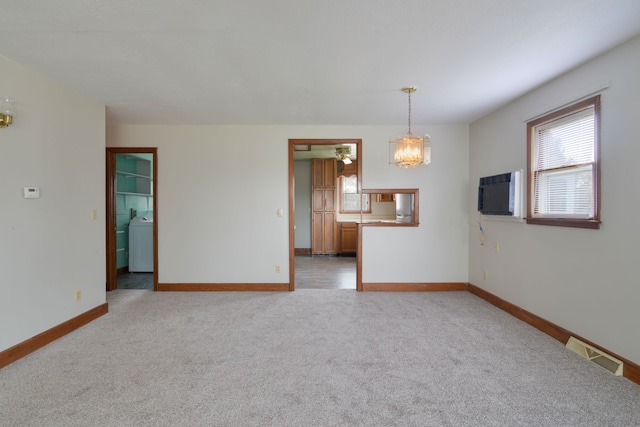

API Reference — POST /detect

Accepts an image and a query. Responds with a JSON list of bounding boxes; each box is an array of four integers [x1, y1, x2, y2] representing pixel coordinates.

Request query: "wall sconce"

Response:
[[0, 97, 14, 128]]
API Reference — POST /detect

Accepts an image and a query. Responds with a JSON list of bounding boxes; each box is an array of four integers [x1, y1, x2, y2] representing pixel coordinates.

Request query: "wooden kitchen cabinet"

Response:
[[338, 160, 357, 177], [376, 193, 395, 202], [313, 158, 336, 186], [312, 159, 337, 255], [340, 222, 357, 254]]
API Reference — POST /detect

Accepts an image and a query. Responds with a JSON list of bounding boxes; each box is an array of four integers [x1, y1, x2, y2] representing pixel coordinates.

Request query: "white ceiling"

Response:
[[2, 0, 640, 126]]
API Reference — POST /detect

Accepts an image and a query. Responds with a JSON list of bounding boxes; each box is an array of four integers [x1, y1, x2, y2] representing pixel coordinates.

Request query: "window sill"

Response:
[[526, 217, 600, 229]]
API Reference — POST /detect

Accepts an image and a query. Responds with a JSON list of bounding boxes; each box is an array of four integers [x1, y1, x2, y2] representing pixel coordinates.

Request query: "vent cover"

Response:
[[566, 336, 623, 376]]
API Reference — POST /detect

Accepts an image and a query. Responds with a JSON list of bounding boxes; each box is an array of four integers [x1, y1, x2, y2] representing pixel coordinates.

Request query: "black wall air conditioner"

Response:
[[477, 171, 521, 217]]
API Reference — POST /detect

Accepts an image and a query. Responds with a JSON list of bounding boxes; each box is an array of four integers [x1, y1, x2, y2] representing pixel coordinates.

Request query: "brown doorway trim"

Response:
[[288, 139, 363, 291], [106, 147, 158, 292]]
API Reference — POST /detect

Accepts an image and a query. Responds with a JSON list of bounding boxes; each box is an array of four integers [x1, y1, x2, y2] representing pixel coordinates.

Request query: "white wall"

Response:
[[362, 125, 470, 283], [469, 35, 640, 365], [294, 160, 312, 249], [107, 124, 469, 285], [0, 56, 106, 352]]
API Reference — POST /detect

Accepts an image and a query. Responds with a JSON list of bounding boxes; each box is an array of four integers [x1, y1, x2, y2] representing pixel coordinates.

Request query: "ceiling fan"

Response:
[[335, 147, 352, 165]]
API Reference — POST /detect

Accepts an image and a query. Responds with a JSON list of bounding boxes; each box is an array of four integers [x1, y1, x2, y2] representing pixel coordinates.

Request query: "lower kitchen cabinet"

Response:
[[340, 222, 357, 254]]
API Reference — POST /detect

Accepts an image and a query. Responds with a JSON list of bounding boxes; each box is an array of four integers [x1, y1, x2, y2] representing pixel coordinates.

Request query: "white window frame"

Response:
[[526, 95, 601, 229], [338, 175, 370, 213]]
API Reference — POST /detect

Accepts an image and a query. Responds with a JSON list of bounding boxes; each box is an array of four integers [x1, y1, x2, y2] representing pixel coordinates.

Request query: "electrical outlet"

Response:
[[275, 264, 281, 273], [483, 270, 488, 281], [74, 290, 81, 302], [495, 242, 500, 253], [91, 209, 97, 220]]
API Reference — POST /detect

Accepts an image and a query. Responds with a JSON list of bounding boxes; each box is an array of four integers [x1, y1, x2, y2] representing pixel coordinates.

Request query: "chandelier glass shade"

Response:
[[392, 87, 430, 168], [394, 133, 430, 167]]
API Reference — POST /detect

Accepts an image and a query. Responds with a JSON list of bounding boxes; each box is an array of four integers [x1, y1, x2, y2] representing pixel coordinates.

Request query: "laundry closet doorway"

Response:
[[106, 147, 158, 291]]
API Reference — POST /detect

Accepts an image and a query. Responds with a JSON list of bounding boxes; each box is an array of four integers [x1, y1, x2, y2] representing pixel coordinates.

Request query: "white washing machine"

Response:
[[129, 216, 153, 272]]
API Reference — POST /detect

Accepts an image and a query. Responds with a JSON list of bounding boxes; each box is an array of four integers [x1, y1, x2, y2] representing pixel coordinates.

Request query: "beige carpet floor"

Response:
[[1, 290, 639, 426]]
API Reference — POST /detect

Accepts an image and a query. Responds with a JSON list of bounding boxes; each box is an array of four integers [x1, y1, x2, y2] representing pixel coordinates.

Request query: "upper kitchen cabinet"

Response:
[[337, 159, 357, 177], [313, 157, 336, 187]]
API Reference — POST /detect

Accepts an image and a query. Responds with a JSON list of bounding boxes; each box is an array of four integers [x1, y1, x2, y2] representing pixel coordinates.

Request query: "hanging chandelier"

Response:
[[392, 87, 431, 168]]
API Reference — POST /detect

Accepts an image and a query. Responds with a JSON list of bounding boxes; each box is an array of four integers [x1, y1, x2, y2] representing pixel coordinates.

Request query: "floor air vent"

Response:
[[566, 336, 623, 376]]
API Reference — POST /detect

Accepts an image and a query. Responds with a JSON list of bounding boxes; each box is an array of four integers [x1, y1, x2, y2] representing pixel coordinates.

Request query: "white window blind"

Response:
[[339, 175, 369, 212], [533, 106, 596, 218]]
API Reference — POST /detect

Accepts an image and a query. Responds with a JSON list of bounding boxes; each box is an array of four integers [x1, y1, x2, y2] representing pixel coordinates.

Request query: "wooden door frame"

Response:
[[106, 147, 158, 292], [288, 139, 363, 291]]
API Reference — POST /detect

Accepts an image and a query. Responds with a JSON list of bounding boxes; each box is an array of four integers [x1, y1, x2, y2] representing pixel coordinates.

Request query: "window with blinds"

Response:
[[339, 175, 370, 213], [526, 95, 601, 229]]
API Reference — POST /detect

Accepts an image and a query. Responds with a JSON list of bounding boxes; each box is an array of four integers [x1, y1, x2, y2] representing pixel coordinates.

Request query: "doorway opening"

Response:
[[288, 139, 363, 291], [106, 147, 158, 291]]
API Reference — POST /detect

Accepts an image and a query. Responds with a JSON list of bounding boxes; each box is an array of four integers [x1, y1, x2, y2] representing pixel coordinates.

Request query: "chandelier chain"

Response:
[[407, 90, 412, 135]]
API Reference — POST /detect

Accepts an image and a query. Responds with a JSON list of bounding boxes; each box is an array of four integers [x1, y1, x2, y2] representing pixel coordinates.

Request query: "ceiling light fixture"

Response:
[[336, 147, 352, 165], [391, 87, 430, 168], [0, 97, 14, 128]]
